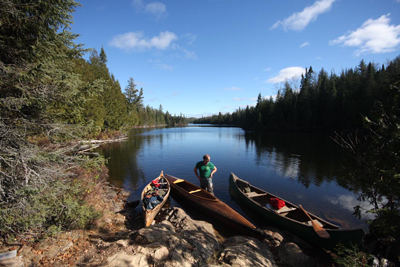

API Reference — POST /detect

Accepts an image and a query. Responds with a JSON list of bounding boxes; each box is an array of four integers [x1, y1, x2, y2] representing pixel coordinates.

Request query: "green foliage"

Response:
[[0, 179, 101, 239], [0, 0, 186, 245], [334, 244, 373, 267]]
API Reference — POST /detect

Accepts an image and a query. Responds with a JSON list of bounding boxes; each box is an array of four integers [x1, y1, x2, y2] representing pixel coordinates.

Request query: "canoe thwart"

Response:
[[189, 189, 202, 194], [174, 179, 185, 183], [245, 192, 267, 198]]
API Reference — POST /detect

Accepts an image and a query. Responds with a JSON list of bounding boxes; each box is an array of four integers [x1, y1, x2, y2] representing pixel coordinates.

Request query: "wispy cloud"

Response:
[[271, 0, 335, 31], [263, 67, 272, 72], [265, 67, 305, 84], [109, 31, 177, 51], [233, 97, 247, 101], [155, 63, 173, 71], [132, 0, 167, 19], [183, 33, 197, 45], [225, 87, 242, 91], [330, 14, 400, 56], [164, 92, 179, 98], [300, 41, 310, 47]]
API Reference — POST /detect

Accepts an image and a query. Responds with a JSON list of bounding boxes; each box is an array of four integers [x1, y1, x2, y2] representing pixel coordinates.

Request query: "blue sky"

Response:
[[71, 0, 400, 118]]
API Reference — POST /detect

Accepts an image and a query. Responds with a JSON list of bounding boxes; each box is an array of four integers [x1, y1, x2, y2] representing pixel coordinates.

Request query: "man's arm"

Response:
[[210, 166, 217, 178], [194, 167, 201, 180]]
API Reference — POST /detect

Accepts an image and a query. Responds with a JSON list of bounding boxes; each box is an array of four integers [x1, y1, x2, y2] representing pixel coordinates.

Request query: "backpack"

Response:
[[270, 198, 286, 209]]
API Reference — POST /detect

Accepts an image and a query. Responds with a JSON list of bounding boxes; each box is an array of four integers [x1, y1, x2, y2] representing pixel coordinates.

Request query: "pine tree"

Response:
[[100, 45, 108, 64]]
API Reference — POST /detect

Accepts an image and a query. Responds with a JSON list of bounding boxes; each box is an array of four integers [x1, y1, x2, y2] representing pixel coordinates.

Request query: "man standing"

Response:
[[194, 154, 217, 195]]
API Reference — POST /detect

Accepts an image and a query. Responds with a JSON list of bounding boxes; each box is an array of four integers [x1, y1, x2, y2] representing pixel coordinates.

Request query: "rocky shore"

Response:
[[1, 184, 335, 267]]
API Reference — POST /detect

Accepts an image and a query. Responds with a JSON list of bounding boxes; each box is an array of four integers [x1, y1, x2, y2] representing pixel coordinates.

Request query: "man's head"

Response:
[[203, 154, 210, 164]]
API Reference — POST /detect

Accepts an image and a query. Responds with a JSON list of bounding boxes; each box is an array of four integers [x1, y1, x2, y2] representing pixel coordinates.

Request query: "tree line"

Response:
[[194, 57, 400, 133], [67, 47, 187, 133]]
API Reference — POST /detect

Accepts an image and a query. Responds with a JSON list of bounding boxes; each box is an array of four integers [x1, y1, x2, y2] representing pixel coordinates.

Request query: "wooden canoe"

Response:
[[141, 171, 171, 227], [164, 173, 265, 239], [229, 172, 365, 250]]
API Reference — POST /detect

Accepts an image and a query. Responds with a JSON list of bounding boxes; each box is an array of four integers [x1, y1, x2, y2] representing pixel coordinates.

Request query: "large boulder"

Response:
[[219, 235, 276, 267]]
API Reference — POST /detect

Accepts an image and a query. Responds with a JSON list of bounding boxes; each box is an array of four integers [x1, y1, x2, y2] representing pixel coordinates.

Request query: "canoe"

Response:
[[164, 173, 265, 239], [229, 172, 365, 250], [141, 171, 171, 227]]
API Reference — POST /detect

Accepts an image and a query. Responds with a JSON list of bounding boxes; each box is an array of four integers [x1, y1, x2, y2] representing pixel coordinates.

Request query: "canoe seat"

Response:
[[276, 206, 296, 214], [246, 192, 267, 198], [189, 189, 201, 194]]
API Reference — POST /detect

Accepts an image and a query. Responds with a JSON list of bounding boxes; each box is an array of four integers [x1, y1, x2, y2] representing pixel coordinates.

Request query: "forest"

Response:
[[194, 58, 400, 133], [0, 0, 185, 245]]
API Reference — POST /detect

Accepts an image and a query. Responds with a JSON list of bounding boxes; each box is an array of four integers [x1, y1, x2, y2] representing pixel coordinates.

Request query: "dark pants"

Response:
[[200, 177, 214, 195]]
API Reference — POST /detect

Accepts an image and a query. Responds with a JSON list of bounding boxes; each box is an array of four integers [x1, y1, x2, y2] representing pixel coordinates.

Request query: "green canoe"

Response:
[[229, 172, 365, 250]]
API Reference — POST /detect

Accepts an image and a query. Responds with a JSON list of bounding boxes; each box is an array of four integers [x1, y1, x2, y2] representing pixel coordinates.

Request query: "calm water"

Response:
[[98, 125, 370, 232]]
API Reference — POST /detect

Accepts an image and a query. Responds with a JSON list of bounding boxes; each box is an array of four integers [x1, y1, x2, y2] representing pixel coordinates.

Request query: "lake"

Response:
[[98, 124, 370, 232]]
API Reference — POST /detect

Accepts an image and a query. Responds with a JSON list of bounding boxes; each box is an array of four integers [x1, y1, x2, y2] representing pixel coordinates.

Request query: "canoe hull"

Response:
[[165, 173, 265, 239], [141, 171, 171, 227], [229, 173, 365, 250]]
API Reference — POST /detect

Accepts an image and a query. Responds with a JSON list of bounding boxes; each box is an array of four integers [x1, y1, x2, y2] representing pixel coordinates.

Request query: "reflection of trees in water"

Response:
[[98, 129, 153, 190], [243, 132, 349, 188]]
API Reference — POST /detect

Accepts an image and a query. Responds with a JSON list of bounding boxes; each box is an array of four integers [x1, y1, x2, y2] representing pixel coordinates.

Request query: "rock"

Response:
[[134, 242, 169, 261], [276, 242, 315, 267], [263, 229, 284, 247], [131, 208, 221, 266], [105, 251, 148, 267], [132, 221, 177, 244], [219, 236, 277, 267], [0, 256, 24, 267]]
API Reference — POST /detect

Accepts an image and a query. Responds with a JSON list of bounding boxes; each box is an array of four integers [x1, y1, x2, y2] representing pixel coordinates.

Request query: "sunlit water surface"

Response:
[[98, 125, 370, 232]]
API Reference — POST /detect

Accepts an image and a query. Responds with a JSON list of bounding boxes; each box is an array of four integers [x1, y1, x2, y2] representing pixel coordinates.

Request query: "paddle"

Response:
[[299, 205, 330, 239]]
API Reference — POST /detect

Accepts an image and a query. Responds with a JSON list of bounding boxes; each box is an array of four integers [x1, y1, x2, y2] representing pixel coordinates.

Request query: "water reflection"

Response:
[[243, 131, 348, 187], [97, 126, 369, 232]]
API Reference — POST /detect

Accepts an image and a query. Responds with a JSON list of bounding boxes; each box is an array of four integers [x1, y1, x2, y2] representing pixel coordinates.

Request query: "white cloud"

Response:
[[300, 41, 310, 47], [132, 0, 167, 19], [271, 0, 335, 31], [233, 97, 247, 101], [265, 67, 305, 84], [109, 31, 177, 51], [330, 14, 400, 56], [263, 67, 272, 72]]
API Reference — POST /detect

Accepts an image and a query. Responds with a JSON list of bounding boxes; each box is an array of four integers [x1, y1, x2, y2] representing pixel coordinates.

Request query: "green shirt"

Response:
[[195, 161, 215, 179]]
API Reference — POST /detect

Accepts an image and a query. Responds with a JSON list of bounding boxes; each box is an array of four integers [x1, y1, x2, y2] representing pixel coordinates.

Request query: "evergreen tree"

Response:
[[100, 45, 108, 64]]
